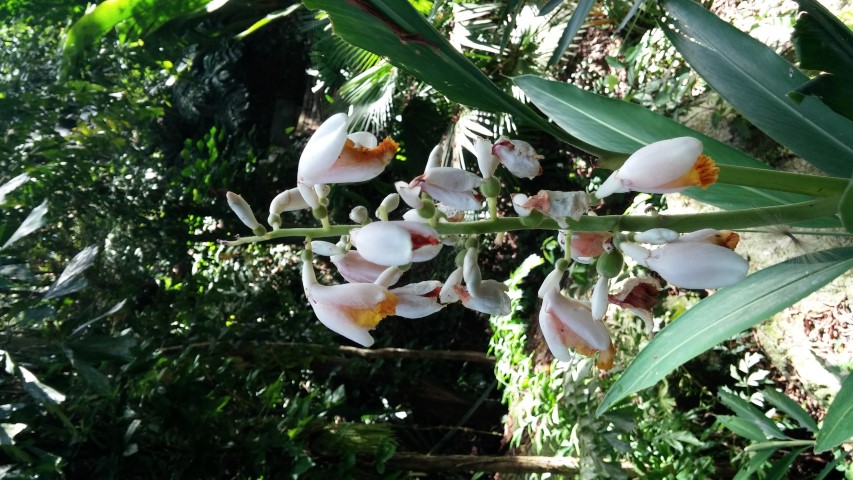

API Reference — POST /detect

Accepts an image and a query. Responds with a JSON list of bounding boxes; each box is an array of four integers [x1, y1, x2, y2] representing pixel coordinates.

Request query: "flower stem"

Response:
[[221, 196, 840, 245], [716, 165, 848, 197], [487, 197, 497, 221]]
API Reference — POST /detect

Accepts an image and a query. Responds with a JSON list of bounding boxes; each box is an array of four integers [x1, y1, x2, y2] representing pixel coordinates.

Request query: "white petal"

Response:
[[422, 184, 483, 211], [332, 251, 401, 284], [392, 280, 442, 296], [297, 113, 348, 183], [311, 241, 346, 256], [412, 243, 442, 262], [538, 267, 565, 299], [473, 137, 498, 178], [350, 222, 413, 266], [425, 144, 443, 171], [424, 167, 483, 191], [463, 247, 482, 295], [270, 188, 309, 214], [634, 228, 679, 244], [308, 282, 387, 308], [648, 242, 748, 289], [543, 289, 610, 351], [349, 206, 369, 224], [311, 302, 375, 347], [617, 137, 702, 189], [396, 181, 424, 209], [539, 299, 573, 362], [379, 193, 400, 213], [297, 182, 320, 209], [226, 192, 261, 230], [590, 275, 609, 321], [511, 194, 532, 216], [677, 228, 720, 243], [394, 294, 444, 318], [463, 281, 510, 316], [347, 131, 378, 148], [374, 266, 403, 288], [440, 267, 463, 303], [595, 172, 628, 199], [619, 242, 652, 267]]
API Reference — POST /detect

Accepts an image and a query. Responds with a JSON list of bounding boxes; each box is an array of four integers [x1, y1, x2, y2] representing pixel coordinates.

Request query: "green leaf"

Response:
[[789, 74, 853, 121], [512, 75, 835, 219], [719, 389, 787, 440], [1, 200, 47, 250], [19, 366, 65, 405], [792, 0, 853, 74], [597, 247, 853, 415], [42, 245, 99, 300], [839, 177, 853, 234], [717, 415, 767, 442], [0, 423, 27, 446], [302, 0, 608, 156], [659, 0, 853, 178], [765, 447, 807, 480], [733, 447, 776, 480], [815, 373, 853, 451], [761, 387, 818, 433], [0, 173, 30, 204], [548, 0, 596, 66]]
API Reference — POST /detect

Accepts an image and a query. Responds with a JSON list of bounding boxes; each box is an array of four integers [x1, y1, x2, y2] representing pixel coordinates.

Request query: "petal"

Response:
[[226, 192, 261, 230], [425, 144, 443, 171], [461, 281, 510, 316], [424, 167, 483, 192], [309, 137, 398, 184], [297, 113, 348, 183], [394, 294, 445, 318], [297, 182, 320, 209], [590, 275, 609, 321], [412, 243, 442, 263], [595, 172, 629, 199], [492, 138, 542, 179], [648, 242, 748, 289], [308, 282, 388, 308], [311, 302, 376, 347], [538, 267, 565, 299], [618, 242, 652, 267], [375, 266, 405, 288], [616, 137, 702, 190], [543, 191, 590, 221], [634, 228, 679, 244], [543, 289, 611, 351], [332, 251, 401, 285], [270, 187, 310, 214], [422, 184, 483, 211], [570, 232, 612, 262], [473, 137, 498, 178], [350, 222, 413, 266], [440, 267, 464, 303], [511, 194, 532, 216], [311, 240, 346, 256], [463, 247, 482, 295], [347, 131, 378, 148], [349, 205, 369, 224], [395, 181, 423, 209]]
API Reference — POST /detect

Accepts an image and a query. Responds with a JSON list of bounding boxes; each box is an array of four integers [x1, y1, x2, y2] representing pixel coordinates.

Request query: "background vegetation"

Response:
[[1, 0, 850, 478]]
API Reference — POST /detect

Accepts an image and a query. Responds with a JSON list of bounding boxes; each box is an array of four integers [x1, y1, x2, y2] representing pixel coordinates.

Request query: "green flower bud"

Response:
[[555, 258, 569, 272], [520, 209, 544, 227], [312, 206, 328, 220], [465, 237, 480, 249], [596, 250, 624, 278], [418, 200, 436, 219], [480, 177, 501, 198]]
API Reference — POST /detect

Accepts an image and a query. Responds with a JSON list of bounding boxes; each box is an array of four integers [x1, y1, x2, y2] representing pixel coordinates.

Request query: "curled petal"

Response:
[[463, 247, 482, 295], [609, 277, 662, 335], [538, 267, 565, 299], [297, 182, 320, 209], [633, 228, 679, 245], [421, 184, 483, 211], [440, 267, 463, 303], [492, 137, 543, 179], [395, 181, 423, 209], [540, 289, 615, 370], [297, 113, 349, 184], [425, 144, 443, 171], [348, 131, 378, 148], [391, 281, 444, 318], [424, 167, 483, 192], [455, 281, 510, 316], [332, 251, 403, 285], [270, 188, 310, 214], [473, 137, 498, 179]]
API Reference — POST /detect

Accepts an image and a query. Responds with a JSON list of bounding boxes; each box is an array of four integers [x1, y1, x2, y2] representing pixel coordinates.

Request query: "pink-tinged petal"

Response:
[[570, 232, 613, 264], [412, 243, 442, 262], [311, 302, 377, 347], [311, 240, 346, 256], [545, 191, 591, 221], [270, 188, 309, 214], [540, 289, 615, 370], [595, 173, 629, 199], [332, 251, 402, 285], [421, 184, 483, 211], [297, 113, 348, 183], [424, 167, 483, 192], [374, 266, 404, 288], [473, 137, 498, 179], [395, 181, 423, 209], [226, 192, 261, 230], [456, 281, 510, 316], [646, 242, 748, 289], [609, 277, 662, 335], [310, 137, 397, 184], [350, 222, 413, 266], [492, 137, 542, 179], [347, 131, 378, 148], [392, 281, 444, 318], [425, 144, 443, 171], [308, 282, 388, 308]]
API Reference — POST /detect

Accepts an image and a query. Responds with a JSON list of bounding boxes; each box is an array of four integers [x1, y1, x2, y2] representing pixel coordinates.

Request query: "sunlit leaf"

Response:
[[718, 389, 787, 440], [660, 0, 853, 178], [19, 366, 65, 405], [0, 423, 27, 445], [42, 245, 99, 300], [547, 0, 596, 66], [597, 247, 853, 415], [512, 75, 833, 218], [762, 387, 818, 433], [302, 0, 609, 157], [1, 200, 47, 250], [717, 415, 767, 442], [815, 373, 853, 452], [0, 173, 30, 204]]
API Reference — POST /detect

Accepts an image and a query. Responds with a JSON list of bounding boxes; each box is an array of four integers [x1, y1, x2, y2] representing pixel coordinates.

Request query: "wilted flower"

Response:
[[565, 231, 613, 264], [401, 167, 484, 212], [492, 137, 543, 179], [439, 248, 511, 316], [596, 137, 718, 199], [512, 190, 591, 228], [608, 277, 663, 335], [350, 221, 441, 266], [539, 287, 616, 370]]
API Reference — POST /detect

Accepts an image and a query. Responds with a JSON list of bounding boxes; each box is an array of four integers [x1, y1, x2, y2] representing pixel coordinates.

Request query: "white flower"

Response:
[[408, 167, 484, 211], [226, 192, 264, 234], [391, 281, 445, 318], [302, 255, 397, 347], [596, 137, 718, 199], [297, 113, 398, 186], [350, 221, 441, 266], [331, 251, 404, 285], [492, 137, 543, 179], [511, 190, 591, 228], [619, 239, 748, 289], [539, 287, 616, 370]]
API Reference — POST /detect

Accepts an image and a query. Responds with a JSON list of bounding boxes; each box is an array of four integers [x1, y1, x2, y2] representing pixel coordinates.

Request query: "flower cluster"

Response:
[[224, 116, 748, 371]]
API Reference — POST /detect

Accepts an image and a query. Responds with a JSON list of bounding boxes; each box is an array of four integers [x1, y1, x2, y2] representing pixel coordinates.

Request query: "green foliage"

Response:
[[816, 373, 853, 452]]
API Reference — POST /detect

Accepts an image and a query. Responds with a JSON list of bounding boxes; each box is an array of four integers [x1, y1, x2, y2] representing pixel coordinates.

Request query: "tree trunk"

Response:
[[386, 453, 582, 475]]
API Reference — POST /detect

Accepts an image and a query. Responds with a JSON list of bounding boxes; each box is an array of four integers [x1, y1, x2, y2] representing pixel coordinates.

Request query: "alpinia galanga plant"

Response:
[[221, 0, 853, 468]]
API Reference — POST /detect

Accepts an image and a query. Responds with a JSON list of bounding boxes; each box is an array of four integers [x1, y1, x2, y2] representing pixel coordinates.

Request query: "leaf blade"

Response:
[[815, 373, 853, 451]]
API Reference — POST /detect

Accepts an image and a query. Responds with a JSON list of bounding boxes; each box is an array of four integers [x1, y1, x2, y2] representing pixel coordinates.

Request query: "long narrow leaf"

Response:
[[815, 373, 853, 452], [659, 0, 853, 178], [1, 200, 48, 250], [719, 389, 787, 440], [597, 247, 853, 415], [302, 0, 609, 157], [762, 387, 818, 433], [513, 75, 837, 222], [547, 0, 596, 66]]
